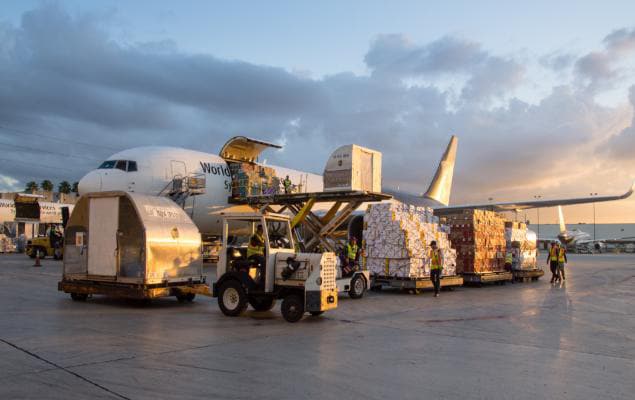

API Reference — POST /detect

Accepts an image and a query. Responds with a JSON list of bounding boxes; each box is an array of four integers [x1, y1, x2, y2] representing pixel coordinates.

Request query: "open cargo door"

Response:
[[219, 136, 282, 163], [13, 193, 43, 222]]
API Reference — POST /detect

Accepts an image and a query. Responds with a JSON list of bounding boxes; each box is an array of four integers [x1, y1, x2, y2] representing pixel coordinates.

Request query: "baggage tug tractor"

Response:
[[213, 211, 338, 322]]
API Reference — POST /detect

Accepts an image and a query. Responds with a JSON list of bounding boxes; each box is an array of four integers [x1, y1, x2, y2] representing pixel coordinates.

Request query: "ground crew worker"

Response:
[[429, 240, 443, 297], [556, 245, 567, 282], [546, 242, 560, 283], [247, 225, 266, 267], [342, 237, 359, 276], [505, 250, 514, 272], [283, 175, 292, 194]]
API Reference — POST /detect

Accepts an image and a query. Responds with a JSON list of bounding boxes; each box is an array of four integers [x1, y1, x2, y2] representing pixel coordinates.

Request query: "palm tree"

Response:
[[25, 181, 38, 193], [41, 180, 54, 192], [58, 181, 72, 194], [72, 181, 79, 193]]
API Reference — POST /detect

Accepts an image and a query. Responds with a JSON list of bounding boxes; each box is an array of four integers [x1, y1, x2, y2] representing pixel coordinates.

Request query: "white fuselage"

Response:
[[78, 147, 323, 235], [0, 199, 16, 223]]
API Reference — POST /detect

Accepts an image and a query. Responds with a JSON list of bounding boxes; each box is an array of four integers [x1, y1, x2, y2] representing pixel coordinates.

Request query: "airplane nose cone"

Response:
[[78, 171, 102, 194]]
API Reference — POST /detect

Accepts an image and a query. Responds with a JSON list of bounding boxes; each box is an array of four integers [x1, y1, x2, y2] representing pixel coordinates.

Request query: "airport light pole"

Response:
[[534, 195, 542, 247], [590, 192, 598, 241]]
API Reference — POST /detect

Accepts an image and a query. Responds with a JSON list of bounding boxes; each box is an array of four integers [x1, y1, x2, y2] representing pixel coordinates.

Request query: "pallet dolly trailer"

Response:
[[371, 274, 464, 294], [229, 190, 391, 300], [461, 271, 513, 286], [512, 268, 544, 282]]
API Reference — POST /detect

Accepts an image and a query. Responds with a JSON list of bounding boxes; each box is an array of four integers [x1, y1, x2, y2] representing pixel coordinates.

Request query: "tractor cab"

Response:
[[213, 211, 338, 322]]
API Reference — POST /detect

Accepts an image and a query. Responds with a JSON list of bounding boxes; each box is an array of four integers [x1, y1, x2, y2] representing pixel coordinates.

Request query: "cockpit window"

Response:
[[98, 160, 116, 169], [98, 160, 138, 172]]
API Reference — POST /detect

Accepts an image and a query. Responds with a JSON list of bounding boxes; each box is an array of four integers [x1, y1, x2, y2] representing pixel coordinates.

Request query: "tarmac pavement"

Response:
[[0, 253, 633, 399]]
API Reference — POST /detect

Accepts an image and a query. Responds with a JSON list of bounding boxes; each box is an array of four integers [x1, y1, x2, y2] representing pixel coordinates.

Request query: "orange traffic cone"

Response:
[[33, 252, 41, 267]]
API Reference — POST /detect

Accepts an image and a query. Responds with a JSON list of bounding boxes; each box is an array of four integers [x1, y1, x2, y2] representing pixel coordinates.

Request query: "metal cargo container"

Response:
[[59, 191, 208, 301], [323, 144, 382, 192]]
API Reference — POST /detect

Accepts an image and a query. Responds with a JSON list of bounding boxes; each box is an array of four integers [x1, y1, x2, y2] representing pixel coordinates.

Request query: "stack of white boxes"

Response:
[[363, 202, 457, 278]]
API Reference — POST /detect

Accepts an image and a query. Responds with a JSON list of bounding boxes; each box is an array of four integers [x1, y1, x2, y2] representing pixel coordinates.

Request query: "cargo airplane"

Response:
[[78, 136, 634, 237]]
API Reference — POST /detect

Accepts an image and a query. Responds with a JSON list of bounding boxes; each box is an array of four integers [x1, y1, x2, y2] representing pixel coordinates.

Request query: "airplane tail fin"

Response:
[[558, 205, 567, 234], [423, 135, 458, 206]]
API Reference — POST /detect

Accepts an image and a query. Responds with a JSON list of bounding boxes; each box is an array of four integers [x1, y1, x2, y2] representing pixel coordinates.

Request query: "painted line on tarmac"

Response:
[[0, 338, 131, 400]]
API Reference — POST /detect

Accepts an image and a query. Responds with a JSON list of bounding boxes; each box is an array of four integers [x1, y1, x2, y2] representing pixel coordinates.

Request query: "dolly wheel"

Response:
[[70, 293, 88, 301], [218, 280, 247, 317], [281, 295, 304, 323], [348, 275, 366, 299], [309, 311, 324, 317], [248, 296, 276, 311], [176, 293, 196, 303]]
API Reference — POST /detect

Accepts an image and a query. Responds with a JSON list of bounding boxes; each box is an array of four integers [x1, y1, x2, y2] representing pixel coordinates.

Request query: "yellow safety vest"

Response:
[[430, 249, 441, 270], [346, 243, 358, 260], [558, 248, 566, 263], [550, 247, 558, 261], [505, 252, 513, 264], [247, 233, 265, 258]]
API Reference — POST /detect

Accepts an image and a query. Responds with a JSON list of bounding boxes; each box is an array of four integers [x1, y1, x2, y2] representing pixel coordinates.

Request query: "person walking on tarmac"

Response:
[[556, 245, 568, 282], [342, 237, 359, 276], [247, 224, 266, 268], [429, 241, 443, 297], [546, 242, 560, 283]]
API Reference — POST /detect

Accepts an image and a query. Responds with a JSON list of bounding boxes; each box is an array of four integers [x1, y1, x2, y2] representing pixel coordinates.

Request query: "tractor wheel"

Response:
[[217, 280, 247, 317], [281, 294, 304, 323], [248, 295, 276, 311], [348, 275, 366, 299]]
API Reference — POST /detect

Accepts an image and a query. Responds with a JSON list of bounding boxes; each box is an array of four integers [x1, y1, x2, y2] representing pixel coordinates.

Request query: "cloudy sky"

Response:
[[1, 1, 634, 222]]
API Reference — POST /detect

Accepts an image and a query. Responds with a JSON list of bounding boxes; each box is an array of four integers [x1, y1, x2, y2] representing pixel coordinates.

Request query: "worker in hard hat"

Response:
[[504, 250, 514, 272], [283, 175, 293, 194], [556, 244, 567, 282], [546, 242, 560, 283], [247, 224, 266, 267], [341, 237, 359, 276], [429, 240, 443, 297]]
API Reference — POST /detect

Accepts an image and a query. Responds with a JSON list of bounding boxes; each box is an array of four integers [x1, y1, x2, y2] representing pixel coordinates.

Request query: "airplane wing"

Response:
[[434, 181, 635, 215]]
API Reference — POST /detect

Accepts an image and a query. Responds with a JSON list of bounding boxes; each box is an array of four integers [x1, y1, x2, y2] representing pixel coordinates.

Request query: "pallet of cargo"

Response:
[[58, 279, 211, 301], [461, 271, 513, 286], [512, 268, 544, 283], [371, 274, 463, 294]]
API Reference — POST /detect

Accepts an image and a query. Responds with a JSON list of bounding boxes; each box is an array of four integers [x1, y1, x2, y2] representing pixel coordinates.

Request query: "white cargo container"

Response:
[[58, 191, 209, 301], [323, 144, 382, 192]]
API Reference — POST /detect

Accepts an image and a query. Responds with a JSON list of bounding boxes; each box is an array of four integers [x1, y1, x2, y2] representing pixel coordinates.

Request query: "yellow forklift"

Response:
[[25, 223, 64, 259]]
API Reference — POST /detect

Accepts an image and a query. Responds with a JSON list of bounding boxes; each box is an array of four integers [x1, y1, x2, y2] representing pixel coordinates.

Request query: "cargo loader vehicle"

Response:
[[213, 211, 338, 322]]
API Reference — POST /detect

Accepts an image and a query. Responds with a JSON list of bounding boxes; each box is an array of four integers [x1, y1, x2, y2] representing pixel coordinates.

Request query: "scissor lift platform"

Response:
[[229, 191, 392, 252]]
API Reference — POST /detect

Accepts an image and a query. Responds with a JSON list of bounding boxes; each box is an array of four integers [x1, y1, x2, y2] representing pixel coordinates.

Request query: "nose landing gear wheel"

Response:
[[218, 280, 247, 317], [281, 295, 304, 323]]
